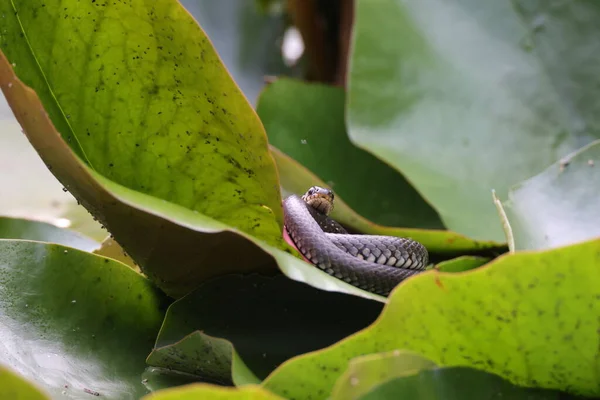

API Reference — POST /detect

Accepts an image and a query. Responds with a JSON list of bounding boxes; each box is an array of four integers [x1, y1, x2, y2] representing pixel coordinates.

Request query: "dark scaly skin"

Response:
[[283, 187, 429, 296]]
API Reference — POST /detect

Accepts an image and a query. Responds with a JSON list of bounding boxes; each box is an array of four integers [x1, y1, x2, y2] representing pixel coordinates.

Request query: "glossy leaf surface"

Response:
[[0, 240, 166, 399], [347, 0, 600, 241], [504, 140, 600, 250], [0, 216, 99, 252]]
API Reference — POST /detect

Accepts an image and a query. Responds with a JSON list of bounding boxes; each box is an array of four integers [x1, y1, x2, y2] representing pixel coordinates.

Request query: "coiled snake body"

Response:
[[283, 186, 429, 296]]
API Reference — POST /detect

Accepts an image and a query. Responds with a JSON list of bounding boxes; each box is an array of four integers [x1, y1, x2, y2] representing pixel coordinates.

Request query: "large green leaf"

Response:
[[0, 0, 288, 298], [0, 0, 283, 244], [257, 78, 443, 229], [0, 365, 50, 400], [272, 146, 506, 256], [262, 238, 600, 398], [0, 216, 99, 252], [347, 0, 600, 241], [504, 140, 600, 250], [0, 240, 167, 399], [147, 274, 383, 383]]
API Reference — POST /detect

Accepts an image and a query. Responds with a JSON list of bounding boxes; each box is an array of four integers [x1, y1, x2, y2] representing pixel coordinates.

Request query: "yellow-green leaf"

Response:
[[0, 366, 50, 400], [142, 384, 283, 400], [0, 0, 285, 296], [263, 239, 600, 398]]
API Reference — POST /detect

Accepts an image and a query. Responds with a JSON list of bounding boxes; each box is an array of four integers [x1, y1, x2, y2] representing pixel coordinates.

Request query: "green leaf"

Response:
[[231, 351, 262, 386], [0, 240, 167, 399], [0, 216, 99, 252], [504, 140, 600, 251], [272, 146, 506, 256], [347, 0, 600, 241], [0, 365, 50, 400], [435, 255, 489, 273], [148, 331, 237, 385], [0, 37, 284, 297], [332, 351, 580, 400], [262, 238, 600, 398], [0, 0, 283, 245], [257, 78, 443, 229], [360, 367, 582, 400], [142, 384, 283, 400], [148, 332, 262, 386], [147, 274, 383, 383], [331, 351, 437, 400]]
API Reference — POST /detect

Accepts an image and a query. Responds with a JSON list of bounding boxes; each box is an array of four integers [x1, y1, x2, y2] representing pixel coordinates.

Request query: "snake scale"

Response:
[[283, 186, 429, 296]]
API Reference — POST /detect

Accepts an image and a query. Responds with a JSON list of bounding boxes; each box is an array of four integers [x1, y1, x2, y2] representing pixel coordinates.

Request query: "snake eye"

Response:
[[307, 187, 315, 196]]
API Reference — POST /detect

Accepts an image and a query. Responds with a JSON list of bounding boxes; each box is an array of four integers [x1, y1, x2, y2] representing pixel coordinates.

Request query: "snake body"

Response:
[[283, 187, 429, 296]]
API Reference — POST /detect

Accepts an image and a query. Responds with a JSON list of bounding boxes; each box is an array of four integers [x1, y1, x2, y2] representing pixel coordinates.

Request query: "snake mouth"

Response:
[[301, 186, 334, 215]]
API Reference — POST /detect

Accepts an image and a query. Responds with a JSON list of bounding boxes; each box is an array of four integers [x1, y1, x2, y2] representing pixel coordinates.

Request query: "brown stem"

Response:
[[335, 0, 354, 87], [287, 0, 337, 82]]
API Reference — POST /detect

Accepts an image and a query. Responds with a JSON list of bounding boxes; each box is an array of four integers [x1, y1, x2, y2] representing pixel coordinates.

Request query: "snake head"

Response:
[[301, 186, 335, 215]]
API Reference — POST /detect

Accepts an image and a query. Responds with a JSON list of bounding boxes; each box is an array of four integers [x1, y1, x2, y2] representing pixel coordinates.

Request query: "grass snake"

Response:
[[283, 186, 429, 296]]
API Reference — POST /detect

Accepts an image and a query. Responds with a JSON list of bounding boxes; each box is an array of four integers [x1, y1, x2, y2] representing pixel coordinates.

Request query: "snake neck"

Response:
[[305, 204, 348, 235]]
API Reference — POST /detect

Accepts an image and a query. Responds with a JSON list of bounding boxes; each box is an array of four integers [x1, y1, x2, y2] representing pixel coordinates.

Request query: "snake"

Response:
[[283, 186, 429, 296]]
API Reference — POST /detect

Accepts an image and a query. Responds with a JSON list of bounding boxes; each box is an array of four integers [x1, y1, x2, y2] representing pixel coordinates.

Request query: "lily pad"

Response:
[[147, 274, 383, 383], [272, 146, 506, 256], [347, 0, 600, 241], [331, 350, 437, 400], [504, 140, 600, 251], [262, 238, 600, 398], [257, 78, 443, 229], [142, 384, 283, 400], [0, 366, 50, 400], [360, 367, 581, 400], [0, 216, 100, 252], [0, 240, 167, 399]]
